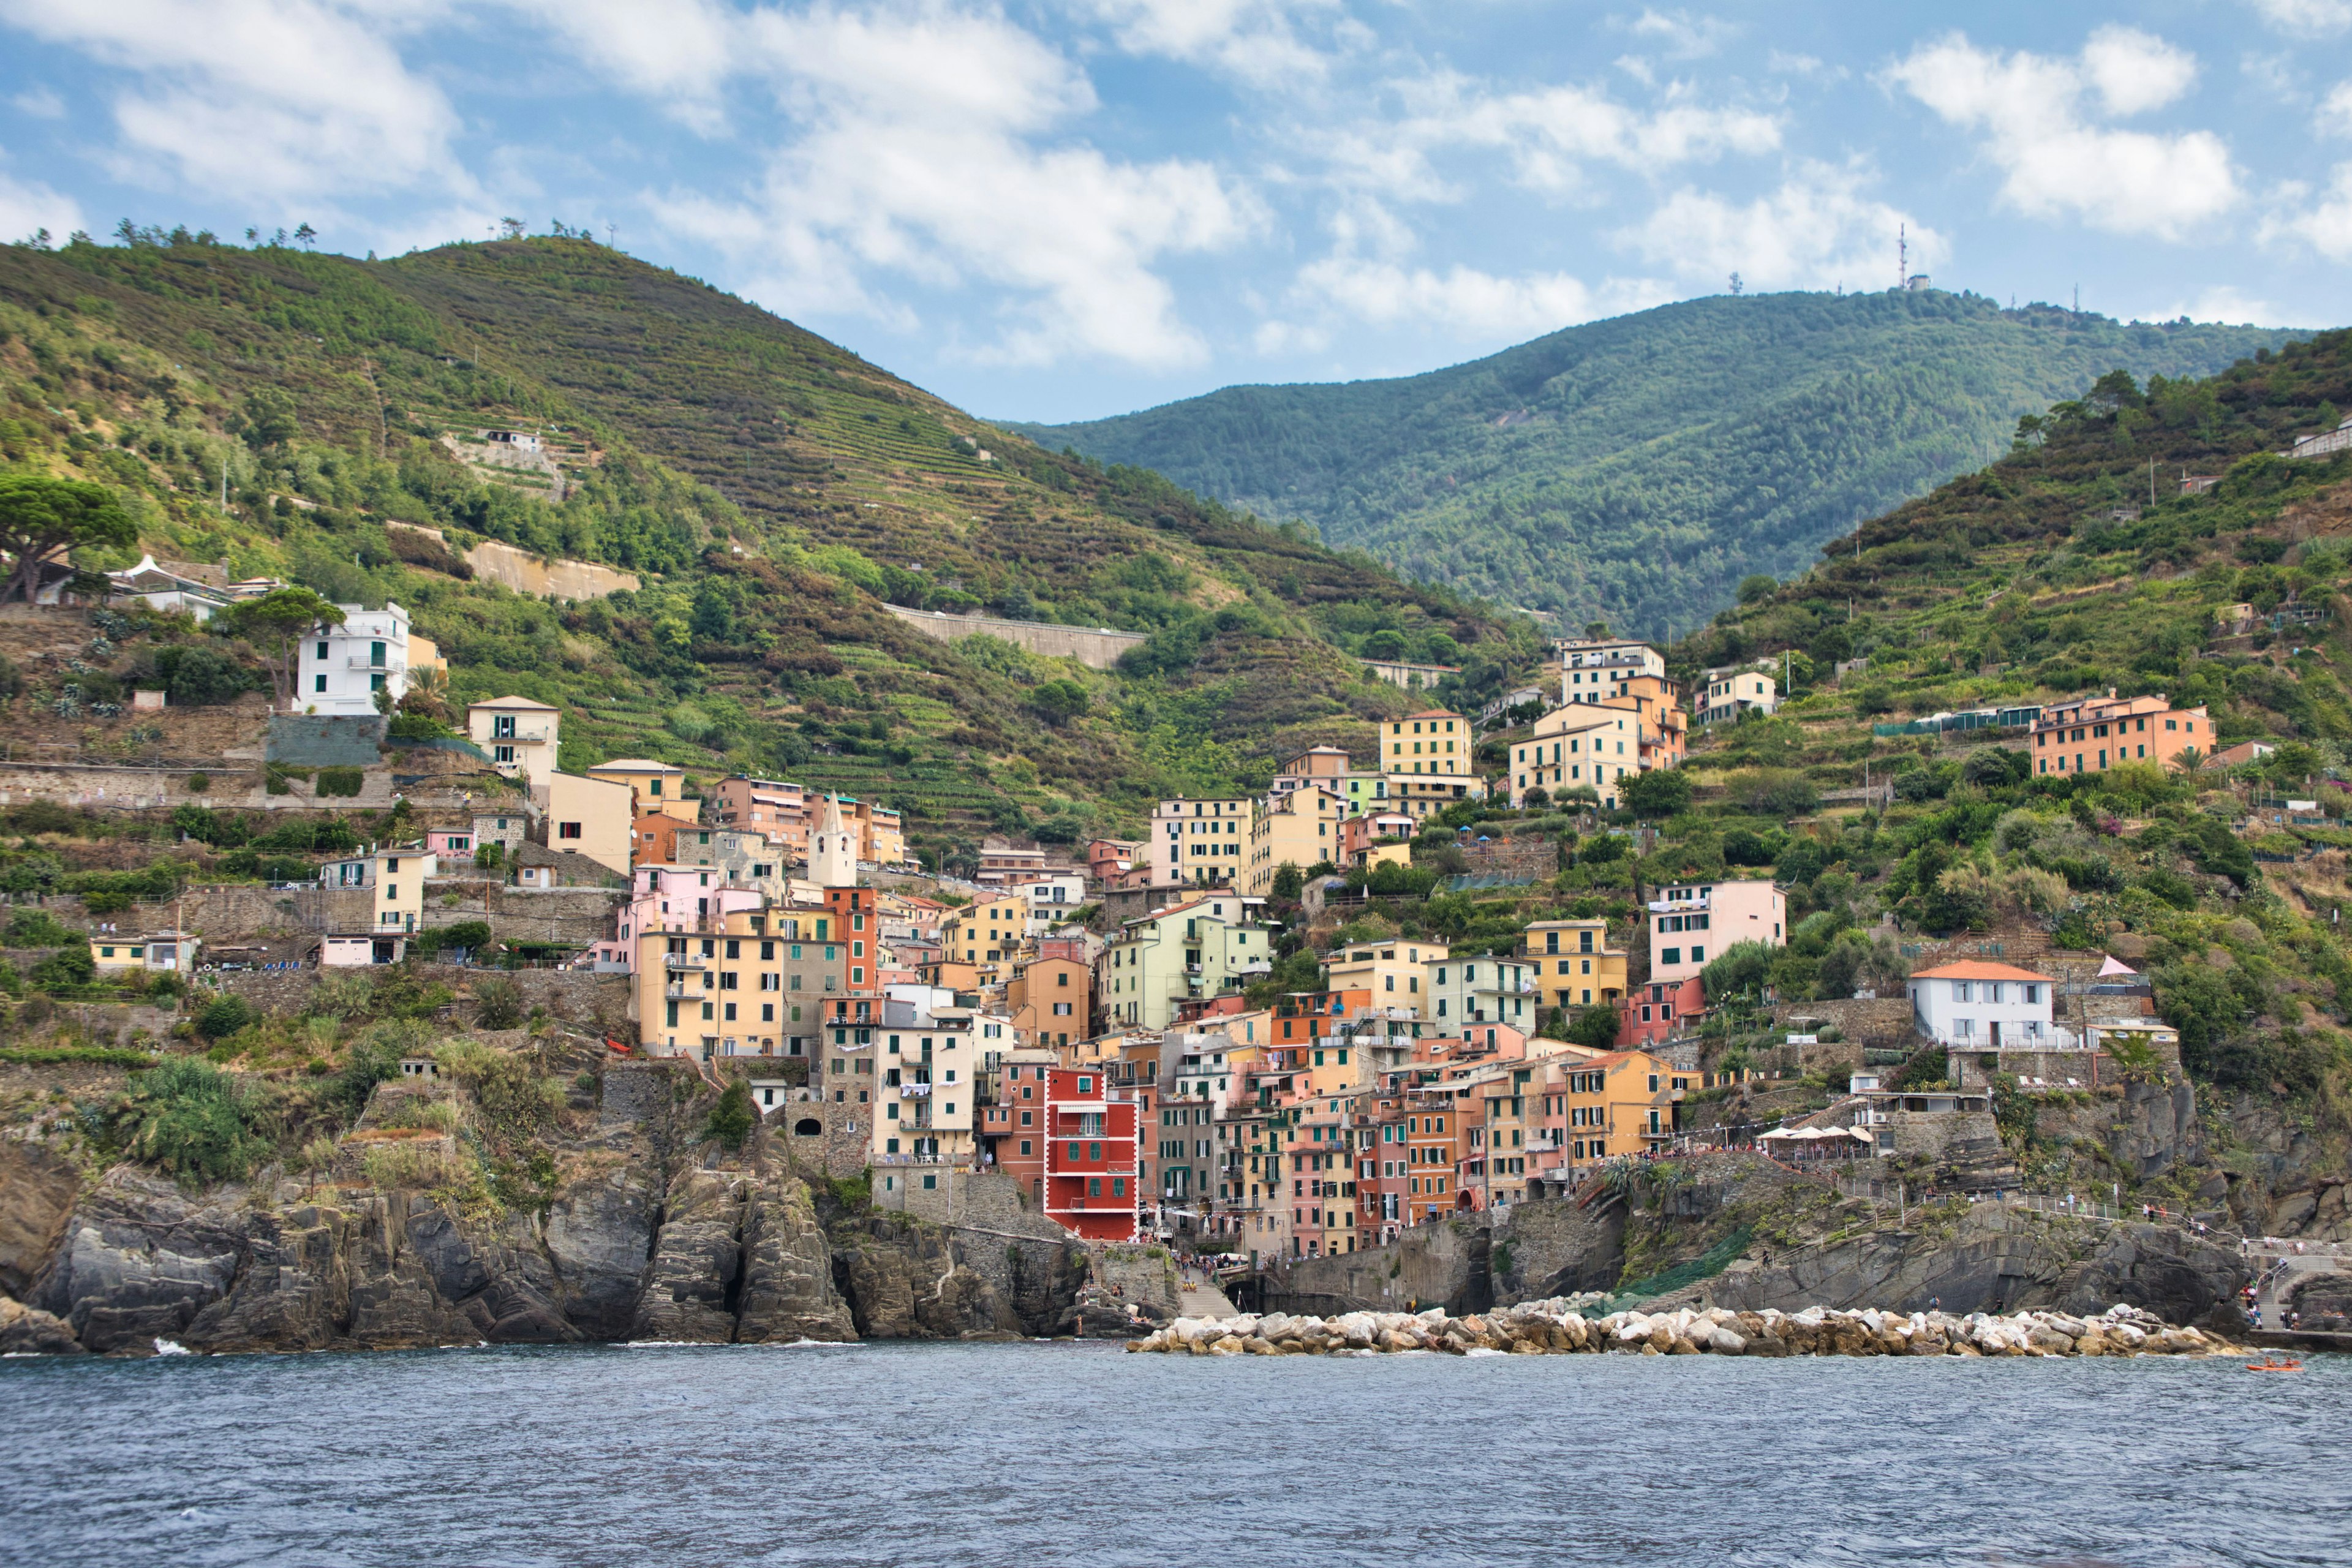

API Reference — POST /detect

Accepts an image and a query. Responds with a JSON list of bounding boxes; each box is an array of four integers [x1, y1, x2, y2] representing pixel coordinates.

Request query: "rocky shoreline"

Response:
[[1127, 1300, 2246, 1359]]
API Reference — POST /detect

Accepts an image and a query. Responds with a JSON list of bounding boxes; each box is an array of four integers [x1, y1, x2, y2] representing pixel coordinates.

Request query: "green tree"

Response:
[[217, 587, 345, 710], [1565, 1005, 1621, 1050], [1621, 767, 1692, 818], [706, 1078, 755, 1148], [1271, 862, 1304, 899], [195, 993, 259, 1039], [238, 387, 300, 449], [1031, 678, 1090, 725], [0, 473, 138, 604]]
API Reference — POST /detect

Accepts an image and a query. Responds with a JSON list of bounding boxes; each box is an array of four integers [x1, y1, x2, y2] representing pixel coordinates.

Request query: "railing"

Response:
[[663, 984, 692, 1000], [663, 956, 704, 970], [344, 655, 403, 672], [897, 1082, 933, 1096]]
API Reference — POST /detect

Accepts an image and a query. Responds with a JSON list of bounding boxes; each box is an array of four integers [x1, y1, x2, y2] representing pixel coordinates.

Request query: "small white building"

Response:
[[297, 601, 417, 717], [1022, 872, 1088, 915], [467, 696, 561, 797], [89, 931, 199, 974], [1697, 666, 1777, 725], [1907, 962, 2057, 1047]]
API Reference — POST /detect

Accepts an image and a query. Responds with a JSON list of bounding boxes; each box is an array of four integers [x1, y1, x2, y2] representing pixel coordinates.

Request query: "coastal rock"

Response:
[[0, 1294, 83, 1354], [633, 1169, 744, 1343], [735, 1172, 856, 1343], [0, 1142, 83, 1300]]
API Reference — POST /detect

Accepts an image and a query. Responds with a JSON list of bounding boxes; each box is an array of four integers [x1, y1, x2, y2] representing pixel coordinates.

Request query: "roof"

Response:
[[587, 758, 684, 773], [470, 695, 559, 711], [1404, 709, 1464, 720], [1909, 961, 2058, 983]]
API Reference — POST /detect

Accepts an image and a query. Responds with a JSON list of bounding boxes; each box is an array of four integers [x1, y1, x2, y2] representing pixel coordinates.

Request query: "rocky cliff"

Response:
[[0, 1058, 1090, 1355]]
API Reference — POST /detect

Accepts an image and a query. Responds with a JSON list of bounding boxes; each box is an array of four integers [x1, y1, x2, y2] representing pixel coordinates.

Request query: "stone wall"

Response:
[[211, 964, 631, 1033], [1093, 1242, 1181, 1316], [419, 879, 623, 946], [1773, 997, 1917, 1049], [772, 1095, 870, 1180], [880, 605, 1146, 671]]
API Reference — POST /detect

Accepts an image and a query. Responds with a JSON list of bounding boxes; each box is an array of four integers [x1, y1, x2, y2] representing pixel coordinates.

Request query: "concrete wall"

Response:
[[881, 605, 1146, 671], [464, 540, 639, 602], [419, 878, 623, 946], [266, 715, 385, 767]]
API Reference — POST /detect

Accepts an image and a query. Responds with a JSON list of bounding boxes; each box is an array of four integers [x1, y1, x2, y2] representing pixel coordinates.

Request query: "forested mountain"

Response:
[[1014, 291, 2300, 637], [0, 231, 1526, 858]]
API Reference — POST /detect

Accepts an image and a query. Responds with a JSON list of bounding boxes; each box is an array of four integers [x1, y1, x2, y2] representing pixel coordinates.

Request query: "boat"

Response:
[[2244, 1358, 2302, 1371]]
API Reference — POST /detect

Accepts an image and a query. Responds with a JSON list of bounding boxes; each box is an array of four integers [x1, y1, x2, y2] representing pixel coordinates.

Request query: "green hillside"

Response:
[[0, 230, 1526, 857], [1015, 290, 2301, 637]]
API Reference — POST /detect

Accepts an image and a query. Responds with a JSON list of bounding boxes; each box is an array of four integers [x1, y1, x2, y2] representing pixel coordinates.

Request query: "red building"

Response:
[[1619, 976, 1705, 1047], [988, 1060, 1139, 1240]]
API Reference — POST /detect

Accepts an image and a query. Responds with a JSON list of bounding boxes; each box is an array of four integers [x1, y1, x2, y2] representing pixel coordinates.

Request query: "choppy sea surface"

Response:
[[1, 1340, 2345, 1567]]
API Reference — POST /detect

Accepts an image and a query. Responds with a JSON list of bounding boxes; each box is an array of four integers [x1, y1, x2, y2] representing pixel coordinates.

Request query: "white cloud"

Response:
[[1289, 255, 1668, 338], [2080, 24, 2197, 116], [503, 0, 740, 131], [1074, 0, 1346, 88], [2321, 80, 2352, 135], [1623, 9, 1735, 60], [0, 0, 467, 204], [1327, 70, 1781, 202], [1617, 159, 1936, 292], [2156, 284, 2293, 326], [0, 165, 83, 242], [1887, 31, 2239, 240], [656, 5, 1253, 368], [2266, 162, 2352, 258], [2247, 0, 2352, 34], [10, 85, 62, 118]]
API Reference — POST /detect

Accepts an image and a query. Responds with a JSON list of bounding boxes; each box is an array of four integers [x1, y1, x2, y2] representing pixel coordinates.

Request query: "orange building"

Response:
[[1007, 952, 1094, 1048], [2032, 689, 2211, 775]]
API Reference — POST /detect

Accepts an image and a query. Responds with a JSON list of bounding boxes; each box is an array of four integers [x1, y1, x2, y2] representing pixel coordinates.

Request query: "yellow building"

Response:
[[943, 893, 1035, 966], [89, 931, 198, 975], [632, 906, 813, 1060], [1324, 938, 1449, 1009], [547, 771, 635, 876], [587, 758, 697, 822], [1520, 919, 1627, 1011], [1556, 1049, 1682, 1164], [1384, 709, 1468, 776], [1245, 783, 1343, 894], [1510, 703, 1640, 809]]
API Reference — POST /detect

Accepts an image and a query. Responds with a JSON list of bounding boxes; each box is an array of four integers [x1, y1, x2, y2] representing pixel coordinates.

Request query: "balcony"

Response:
[[662, 954, 706, 971], [484, 726, 552, 745], [663, 983, 694, 1000], [345, 655, 405, 673], [897, 1082, 933, 1097]]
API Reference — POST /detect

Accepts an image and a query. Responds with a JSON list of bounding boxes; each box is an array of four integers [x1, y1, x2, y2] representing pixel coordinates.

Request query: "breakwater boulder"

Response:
[[1125, 1299, 2241, 1359]]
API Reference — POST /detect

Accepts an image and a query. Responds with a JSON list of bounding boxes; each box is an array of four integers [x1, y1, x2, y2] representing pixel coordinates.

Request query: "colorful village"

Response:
[[24, 579, 2210, 1274]]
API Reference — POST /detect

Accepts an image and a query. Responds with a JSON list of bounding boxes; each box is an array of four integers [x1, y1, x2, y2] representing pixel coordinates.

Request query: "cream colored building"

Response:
[[1148, 797, 1255, 890], [943, 892, 1037, 966], [1101, 894, 1272, 1029], [466, 695, 560, 799], [1383, 709, 1469, 777], [587, 758, 696, 821], [548, 772, 635, 875], [1325, 939, 1449, 1010], [1245, 783, 1343, 894], [1510, 703, 1640, 808], [873, 1009, 981, 1164]]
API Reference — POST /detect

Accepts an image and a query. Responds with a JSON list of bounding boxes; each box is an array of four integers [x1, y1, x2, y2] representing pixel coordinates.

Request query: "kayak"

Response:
[[2245, 1359, 2302, 1371]]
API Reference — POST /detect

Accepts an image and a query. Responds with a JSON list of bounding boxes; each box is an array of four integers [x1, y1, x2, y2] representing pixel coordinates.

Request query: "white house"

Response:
[[1907, 962, 2057, 1047], [467, 695, 561, 797], [1022, 872, 1089, 915], [1697, 666, 1778, 725], [298, 601, 418, 716]]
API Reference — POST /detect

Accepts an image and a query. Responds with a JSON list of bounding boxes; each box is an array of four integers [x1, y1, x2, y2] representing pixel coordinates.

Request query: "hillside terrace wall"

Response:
[[881, 605, 1147, 671], [0, 761, 489, 813], [420, 879, 624, 946], [213, 964, 632, 1033]]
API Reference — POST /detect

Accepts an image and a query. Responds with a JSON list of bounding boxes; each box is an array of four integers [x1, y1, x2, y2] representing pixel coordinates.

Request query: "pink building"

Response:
[[424, 826, 477, 861], [590, 863, 764, 973], [1619, 977, 1705, 1047], [1646, 879, 1785, 986]]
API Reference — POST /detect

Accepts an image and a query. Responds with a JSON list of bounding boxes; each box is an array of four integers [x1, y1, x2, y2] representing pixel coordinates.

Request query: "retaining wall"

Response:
[[881, 605, 1147, 671], [420, 880, 624, 945]]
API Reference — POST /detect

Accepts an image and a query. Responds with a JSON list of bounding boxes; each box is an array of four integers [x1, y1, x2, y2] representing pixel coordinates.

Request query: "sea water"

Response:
[[1, 1341, 2344, 1566]]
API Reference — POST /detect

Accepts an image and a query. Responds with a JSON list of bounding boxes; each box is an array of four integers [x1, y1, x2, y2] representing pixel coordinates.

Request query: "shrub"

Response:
[[1566, 1005, 1621, 1050], [437, 1038, 557, 1138], [184, 772, 209, 793], [29, 946, 96, 991], [705, 1079, 755, 1148], [314, 766, 365, 797], [1621, 767, 1692, 818], [1700, 941, 1775, 1005], [472, 976, 525, 1030], [194, 993, 258, 1040], [4, 910, 80, 947], [441, 920, 491, 952], [123, 1058, 275, 1184], [159, 644, 252, 706], [361, 1141, 455, 1189]]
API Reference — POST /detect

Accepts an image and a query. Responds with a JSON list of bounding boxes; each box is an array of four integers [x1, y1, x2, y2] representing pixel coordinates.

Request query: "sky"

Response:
[[1, 2, 2349, 423]]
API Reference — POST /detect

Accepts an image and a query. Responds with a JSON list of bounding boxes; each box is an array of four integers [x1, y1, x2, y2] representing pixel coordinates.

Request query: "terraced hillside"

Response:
[[0, 232, 1528, 853]]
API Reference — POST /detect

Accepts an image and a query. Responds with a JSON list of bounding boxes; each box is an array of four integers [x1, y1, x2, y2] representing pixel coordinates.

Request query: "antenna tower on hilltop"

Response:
[[1898, 225, 1907, 292]]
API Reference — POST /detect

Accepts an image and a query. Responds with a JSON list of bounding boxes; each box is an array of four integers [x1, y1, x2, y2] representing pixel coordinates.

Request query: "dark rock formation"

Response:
[[1706, 1204, 2247, 1327], [0, 1140, 81, 1299], [736, 1171, 857, 1343], [0, 1294, 83, 1354]]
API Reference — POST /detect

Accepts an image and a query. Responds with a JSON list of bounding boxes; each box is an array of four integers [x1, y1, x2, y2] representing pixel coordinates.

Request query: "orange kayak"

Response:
[[2245, 1359, 2302, 1371]]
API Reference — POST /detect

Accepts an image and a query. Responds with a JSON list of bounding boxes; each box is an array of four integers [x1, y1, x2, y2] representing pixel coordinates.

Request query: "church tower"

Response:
[[811, 793, 858, 888]]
